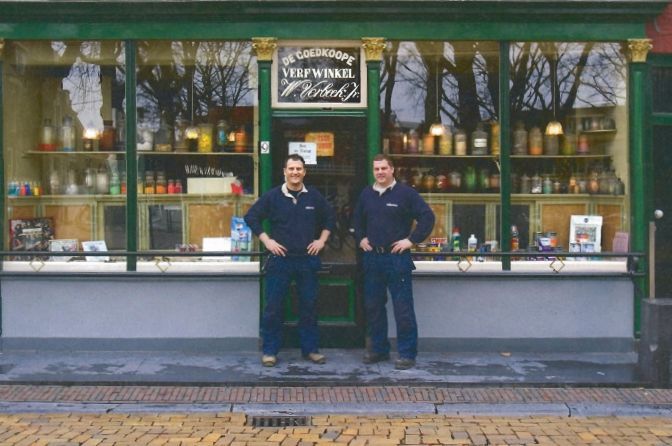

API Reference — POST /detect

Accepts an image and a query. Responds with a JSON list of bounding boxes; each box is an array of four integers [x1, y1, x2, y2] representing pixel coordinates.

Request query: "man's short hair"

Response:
[[373, 153, 394, 168], [285, 153, 306, 168]]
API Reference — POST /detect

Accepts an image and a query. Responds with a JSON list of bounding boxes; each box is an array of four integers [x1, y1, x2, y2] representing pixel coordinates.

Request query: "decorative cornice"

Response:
[[362, 38, 386, 62], [627, 38, 652, 63], [252, 37, 277, 62]]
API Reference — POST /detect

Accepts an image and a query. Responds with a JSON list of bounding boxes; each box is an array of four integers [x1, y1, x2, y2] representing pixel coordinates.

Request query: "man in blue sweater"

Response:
[[353, 154, 435, 370], [245, 154, 335, 367]]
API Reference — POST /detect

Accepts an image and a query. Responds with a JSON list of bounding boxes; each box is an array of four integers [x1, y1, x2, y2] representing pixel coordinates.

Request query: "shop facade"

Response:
[[0, 0, 666, 352]]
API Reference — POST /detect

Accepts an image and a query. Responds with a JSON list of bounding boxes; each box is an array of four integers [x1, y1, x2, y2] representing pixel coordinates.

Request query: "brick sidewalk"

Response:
[[0, 412, 671, 445], [1, 385, 672, 406]]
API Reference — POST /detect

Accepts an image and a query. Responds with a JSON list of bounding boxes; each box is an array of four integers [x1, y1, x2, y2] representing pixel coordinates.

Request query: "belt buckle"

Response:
[[375, 246, 386, 254]]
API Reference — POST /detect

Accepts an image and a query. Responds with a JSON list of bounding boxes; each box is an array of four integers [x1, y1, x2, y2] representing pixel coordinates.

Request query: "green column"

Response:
[[0, 40, 5, 267], [628, 38, 652, 333], [363, 38, 386, 184], [125, 40, 137, 271], [499, 42, 512, 271], [258, 59, 272, 194], [252, 38, 277, 195]]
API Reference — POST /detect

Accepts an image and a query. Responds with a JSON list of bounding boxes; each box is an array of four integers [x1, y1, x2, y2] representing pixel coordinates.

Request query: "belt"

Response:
[[371, 246, 409, 254]]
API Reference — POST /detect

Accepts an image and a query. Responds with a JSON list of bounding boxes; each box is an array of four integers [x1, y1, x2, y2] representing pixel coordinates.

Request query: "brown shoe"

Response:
[[261, 355, 277, 367], [303, 352, 326, 364], [395, 358, 416, 370]]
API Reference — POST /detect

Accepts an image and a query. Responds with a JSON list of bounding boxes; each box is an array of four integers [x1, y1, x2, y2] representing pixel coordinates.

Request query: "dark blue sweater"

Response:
[[244, 185, 336, 255], [353, 182, 435, 247]]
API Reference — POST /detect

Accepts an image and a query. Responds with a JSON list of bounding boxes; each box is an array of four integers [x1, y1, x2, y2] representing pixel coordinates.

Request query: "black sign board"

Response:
[[273, 43, 366, 108]]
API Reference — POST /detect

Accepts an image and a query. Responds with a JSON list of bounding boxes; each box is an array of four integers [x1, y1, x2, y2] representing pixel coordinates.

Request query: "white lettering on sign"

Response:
[[281, 48, 355, 67], [279, 79, 360, 103]]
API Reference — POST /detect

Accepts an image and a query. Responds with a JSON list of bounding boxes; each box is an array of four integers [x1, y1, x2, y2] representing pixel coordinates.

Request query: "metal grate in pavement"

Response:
[[247, 415, 310, 428]]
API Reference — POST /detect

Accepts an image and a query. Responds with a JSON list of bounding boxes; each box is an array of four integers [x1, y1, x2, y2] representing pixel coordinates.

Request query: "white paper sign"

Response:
[[288, 142, 317, 165]]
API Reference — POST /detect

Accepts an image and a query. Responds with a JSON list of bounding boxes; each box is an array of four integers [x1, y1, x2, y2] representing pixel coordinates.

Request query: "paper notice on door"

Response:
[[288, 142, 317, 165]]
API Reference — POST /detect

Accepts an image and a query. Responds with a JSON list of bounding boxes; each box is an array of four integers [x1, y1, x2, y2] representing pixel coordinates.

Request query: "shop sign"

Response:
[[288, 142, 317, 164], [305, 132, 334, 157], [273, 41, 366, 108]]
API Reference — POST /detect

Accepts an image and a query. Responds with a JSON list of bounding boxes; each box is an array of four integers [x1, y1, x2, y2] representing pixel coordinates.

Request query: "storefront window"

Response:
[[3, 40, 126, 269], [380, 41, 500, 255], [135, 41, 257, 267], [509, 42, 629, 258]]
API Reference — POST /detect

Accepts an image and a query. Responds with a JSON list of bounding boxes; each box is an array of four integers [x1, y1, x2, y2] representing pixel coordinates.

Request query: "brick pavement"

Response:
[[1, 385, 672, 406], [0, 412, 671, 445]]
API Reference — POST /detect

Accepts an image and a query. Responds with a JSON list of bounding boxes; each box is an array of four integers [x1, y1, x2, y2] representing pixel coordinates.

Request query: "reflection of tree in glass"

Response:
[[136, 41, 256, 128], [380, 41, 625, 133]]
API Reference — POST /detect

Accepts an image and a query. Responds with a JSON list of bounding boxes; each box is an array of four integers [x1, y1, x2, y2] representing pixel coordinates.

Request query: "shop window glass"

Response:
[[652, 66, 672, 113], [3, 40, 126, 268], [135, 41, 257, 267], [509, 42, 629, 258], [380, 41, 500, 257]]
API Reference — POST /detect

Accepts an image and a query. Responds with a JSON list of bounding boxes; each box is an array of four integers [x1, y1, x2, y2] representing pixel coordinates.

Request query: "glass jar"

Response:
[[95, 168, 109, 195], [390, 123, 404, 154], [155, 171, 167, 194], [100, 120, 115, 150], [233, 125, 248, 153], [519, 173, 531, 194], [40, 118, 56, 151], [512, 121, 527, 155], [531, 173, 542, 194], [422, 172, 436, 192], [464, 166, 477, 192], [489, 173, 500, 191], [542, 175, 553, 194], [216, 119, 229, 152], [154, 117, 173, 152], [561, 130, 576, 156], [144, 171, 155, 194], [406, 129, 419, 154], [60, 116, 76, 152], [479, 168, 490, 191], [448, 170, 462, 190], [438, 126, 452, 155], [109, 171, 121, 195], [198, 123, 213, 153], [470, 122, 488, 155], [422, 132, 435, 155], [528, 126, 543, 155], [577, 134, 590, 154], [454, 128, 467, 156], [174, 118, 188, 152], [544, 134, 559, 156]]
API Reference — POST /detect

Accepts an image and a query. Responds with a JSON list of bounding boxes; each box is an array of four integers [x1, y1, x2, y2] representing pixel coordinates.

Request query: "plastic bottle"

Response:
[[467, 234, 478, 261], [511, 225, 520, 251], [451, 227, 461, 252]]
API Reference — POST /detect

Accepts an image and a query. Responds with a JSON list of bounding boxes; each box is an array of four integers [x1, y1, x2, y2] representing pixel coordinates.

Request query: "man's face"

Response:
[[373, 159, 394, 187], [284, 159, 306, 189]]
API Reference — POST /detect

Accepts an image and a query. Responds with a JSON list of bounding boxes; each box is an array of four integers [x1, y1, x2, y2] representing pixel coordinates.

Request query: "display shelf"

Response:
[[138, 151, 255, 156], [510, 154, 611, 159], [388, 153, 497, 159], [579, 129, 617, 135], [26, 151, 125, 156]]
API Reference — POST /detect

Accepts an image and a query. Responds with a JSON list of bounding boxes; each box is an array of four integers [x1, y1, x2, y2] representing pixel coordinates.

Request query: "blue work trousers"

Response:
[[263, 255, 321, 356], [362, 251, 418, 360]]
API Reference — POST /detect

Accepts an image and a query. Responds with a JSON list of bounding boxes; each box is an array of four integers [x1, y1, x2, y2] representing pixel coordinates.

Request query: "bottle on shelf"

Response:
[[60, 116, 75, 152], [174, 118, 188, 152], [519, 173, 531, 194], [454, 128, 467, 156], [216, 119, 230, 152], [233, 125, 248, 153], [100, 120, 115, 150], [115, 110, 126, 151], [451, 227, 461, 252], [406, 128, 419, 154], [438, 125, 452, 155], [528, 126, 543, 156], [511, 225, 520, 251], [49, 170, 61, 195], [561, 123, 576, 155], [464, 166, 477, 192], [544, 133, 559, 156], [198, 123, 213, 153], [40, 118, 57, 151], [109, 171, 121, 195], [422, 131, 435, 155], [155, 171, 167, 194], [542, 174, 553, 194], [471, 122, 488, 155], [144, 170, 155, 194], [154, 116, 173, 152], [467, 234, 478, 260], [531, 172, 542, 194], [95, 167, 109, 195], [512, 121, 528, 155], [577, 134, 590, 154], [490, 121, 500, 156]]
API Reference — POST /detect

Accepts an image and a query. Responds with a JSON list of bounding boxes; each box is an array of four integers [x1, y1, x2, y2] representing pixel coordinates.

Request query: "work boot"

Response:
[[303, 352, 327, 364], [395, 357, 416, 370], [363, 352, 390, 364]]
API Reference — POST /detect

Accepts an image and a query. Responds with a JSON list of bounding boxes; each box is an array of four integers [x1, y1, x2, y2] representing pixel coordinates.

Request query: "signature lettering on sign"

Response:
[[280, 79, 360, 102]]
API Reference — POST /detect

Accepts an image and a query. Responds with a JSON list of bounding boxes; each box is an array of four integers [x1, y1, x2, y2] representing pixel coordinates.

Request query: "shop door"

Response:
[[652, 126, 672, 297], [271, 115, 368, 347]]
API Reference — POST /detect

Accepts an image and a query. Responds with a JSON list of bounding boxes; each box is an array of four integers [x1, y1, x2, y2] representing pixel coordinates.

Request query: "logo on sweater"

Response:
[[305, 206, 315, 210], [386, 203, 398, 207]]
